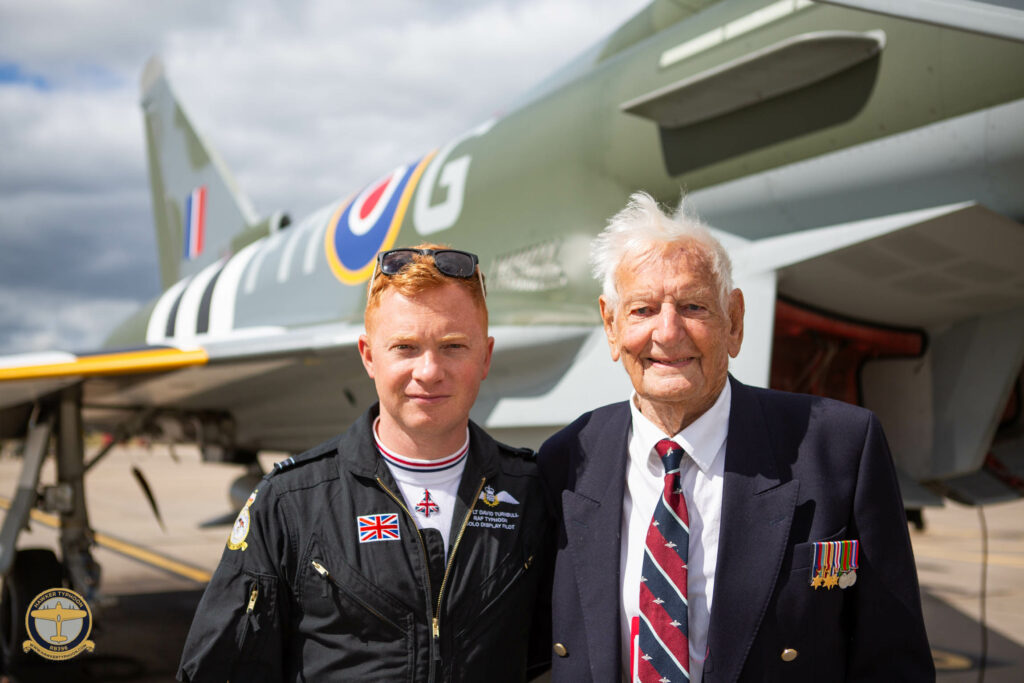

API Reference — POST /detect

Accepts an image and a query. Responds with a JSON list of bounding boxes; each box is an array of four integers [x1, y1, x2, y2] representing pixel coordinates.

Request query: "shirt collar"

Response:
[[628, 379, 731, 475], [372, 416, 470, 474]]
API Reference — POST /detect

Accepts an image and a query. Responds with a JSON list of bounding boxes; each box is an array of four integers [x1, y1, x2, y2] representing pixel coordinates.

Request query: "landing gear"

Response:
[[0, 385, 100, 674], [0, 548, 63, 673], [54, 386, 101, 602]]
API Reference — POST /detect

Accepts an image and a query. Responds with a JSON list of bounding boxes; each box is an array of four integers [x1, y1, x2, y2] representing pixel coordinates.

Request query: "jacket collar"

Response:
[[562, 402, 632, 679], [571, 401, 632, 504], [338, 403, 500, 482]]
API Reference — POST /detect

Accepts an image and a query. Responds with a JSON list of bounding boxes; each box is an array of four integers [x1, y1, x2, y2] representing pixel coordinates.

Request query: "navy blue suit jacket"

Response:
[[537, 376, 934, 682]]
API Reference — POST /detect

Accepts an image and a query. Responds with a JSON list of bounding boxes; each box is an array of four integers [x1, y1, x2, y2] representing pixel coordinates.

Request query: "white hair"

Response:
[[590, 192, 734, 307]]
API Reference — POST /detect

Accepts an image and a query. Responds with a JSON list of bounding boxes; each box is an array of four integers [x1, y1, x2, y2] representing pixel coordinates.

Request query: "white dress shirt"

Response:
[[620, 381, 730, 683]]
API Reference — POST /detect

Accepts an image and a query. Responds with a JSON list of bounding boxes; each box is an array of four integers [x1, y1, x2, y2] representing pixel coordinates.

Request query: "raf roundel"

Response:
[[324, 152, 435, 284]]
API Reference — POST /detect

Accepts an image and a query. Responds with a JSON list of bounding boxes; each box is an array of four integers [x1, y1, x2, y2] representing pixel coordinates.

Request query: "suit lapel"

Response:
[[706, 378, 799, 682], [563, 403, 631, 680]]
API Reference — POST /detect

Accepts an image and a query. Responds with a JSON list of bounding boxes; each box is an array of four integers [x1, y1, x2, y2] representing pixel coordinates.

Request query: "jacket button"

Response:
[[553, 643, 568, 657], [781, 648, 798, 662]]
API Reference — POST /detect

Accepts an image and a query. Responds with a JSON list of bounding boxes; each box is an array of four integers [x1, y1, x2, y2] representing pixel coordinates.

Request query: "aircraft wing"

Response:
[[31, 607, 88, 620], [0, 327, 360, 451], [0, 323, 612, 454], [0, 347, 209, 407]]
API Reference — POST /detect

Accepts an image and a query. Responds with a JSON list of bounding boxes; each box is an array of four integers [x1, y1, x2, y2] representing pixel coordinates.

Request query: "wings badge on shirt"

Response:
[[478, 485, 519, 507]]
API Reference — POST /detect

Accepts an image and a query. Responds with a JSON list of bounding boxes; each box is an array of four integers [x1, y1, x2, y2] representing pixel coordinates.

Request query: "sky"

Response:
[[0, 0, 650, 355]]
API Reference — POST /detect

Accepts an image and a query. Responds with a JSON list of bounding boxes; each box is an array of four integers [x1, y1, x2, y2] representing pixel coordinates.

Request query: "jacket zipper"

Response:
[[376, 477, 437, 661], [311, 559, 402, 632], [376, 475, 487, 666], [433, 477, 486, 642], [246, 584, 259, 613]]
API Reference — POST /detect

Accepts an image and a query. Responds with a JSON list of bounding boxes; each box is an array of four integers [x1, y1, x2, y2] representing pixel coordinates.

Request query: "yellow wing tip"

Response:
[[0, 347, 209, 382]]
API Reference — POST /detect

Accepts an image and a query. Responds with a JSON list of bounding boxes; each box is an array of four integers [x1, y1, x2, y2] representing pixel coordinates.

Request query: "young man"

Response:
[[179, 245, 550, 682]]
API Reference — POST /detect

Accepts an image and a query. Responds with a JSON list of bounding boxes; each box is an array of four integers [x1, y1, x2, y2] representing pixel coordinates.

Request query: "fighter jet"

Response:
[[1, 0, 1023, 656]]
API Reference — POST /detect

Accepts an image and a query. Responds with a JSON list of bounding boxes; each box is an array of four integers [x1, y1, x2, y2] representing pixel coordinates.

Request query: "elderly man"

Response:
[[538, 194, 933, 682], [179, 245, 550, 682]]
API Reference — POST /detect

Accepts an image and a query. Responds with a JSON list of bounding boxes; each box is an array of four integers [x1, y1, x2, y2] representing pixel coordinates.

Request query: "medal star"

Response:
[[811, 573, 824, 589], [824, 572, 840, 590]]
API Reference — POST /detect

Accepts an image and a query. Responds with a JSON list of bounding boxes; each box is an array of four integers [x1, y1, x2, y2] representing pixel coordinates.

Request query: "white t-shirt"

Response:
[[373, 418, 469, 556]]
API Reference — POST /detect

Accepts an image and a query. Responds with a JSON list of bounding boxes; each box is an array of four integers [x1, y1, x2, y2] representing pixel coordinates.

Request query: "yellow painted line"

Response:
[[0, 347, 208, 381], [912, 544, 1024, 569], [0, 495, 212, 583], [931, 649, 972, 671], [92, 531, 212, 583]]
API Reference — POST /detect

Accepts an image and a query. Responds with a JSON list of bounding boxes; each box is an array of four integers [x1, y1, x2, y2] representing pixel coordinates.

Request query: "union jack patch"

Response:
[[357, 513, 401, 543]]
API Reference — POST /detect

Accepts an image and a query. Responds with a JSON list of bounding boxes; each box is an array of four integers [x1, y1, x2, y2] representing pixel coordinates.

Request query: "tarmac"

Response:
[[1, 443, 1023, 681]]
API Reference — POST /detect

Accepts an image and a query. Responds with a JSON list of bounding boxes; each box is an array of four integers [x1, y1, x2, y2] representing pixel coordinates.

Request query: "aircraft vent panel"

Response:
[[622, 30, 884, 129], [777, 204, 1024, 329], [622, 30, 885, 175]]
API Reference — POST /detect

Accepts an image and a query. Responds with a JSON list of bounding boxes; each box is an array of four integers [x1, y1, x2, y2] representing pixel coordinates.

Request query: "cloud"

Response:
[[0, 287, 142, 353], [0, 0, 648, 354]]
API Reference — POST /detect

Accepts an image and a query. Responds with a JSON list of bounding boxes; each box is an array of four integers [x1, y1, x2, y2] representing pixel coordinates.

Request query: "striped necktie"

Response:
[[638, 438, 690, 682]]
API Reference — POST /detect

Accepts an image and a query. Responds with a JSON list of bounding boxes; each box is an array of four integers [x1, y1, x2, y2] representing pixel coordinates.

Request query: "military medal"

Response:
[[838, 539, 859, 588], [810, 542, 827, 589], [810, 540, 859, 589], [824, 543, 839, 589]]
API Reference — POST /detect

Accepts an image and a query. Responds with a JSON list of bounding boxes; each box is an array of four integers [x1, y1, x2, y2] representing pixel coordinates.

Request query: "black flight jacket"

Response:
[[178, 406, 552, 682]]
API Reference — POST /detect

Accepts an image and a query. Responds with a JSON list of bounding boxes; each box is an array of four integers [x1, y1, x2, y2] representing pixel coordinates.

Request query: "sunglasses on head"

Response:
[[369, 248, 486, 299]]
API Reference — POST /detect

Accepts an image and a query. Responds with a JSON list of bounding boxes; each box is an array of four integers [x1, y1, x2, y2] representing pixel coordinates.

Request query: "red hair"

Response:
[[364, 243, 488, 329]]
